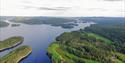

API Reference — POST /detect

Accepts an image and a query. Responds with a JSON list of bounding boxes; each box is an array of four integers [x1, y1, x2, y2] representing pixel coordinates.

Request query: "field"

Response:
[[87, 33, 112, 45]]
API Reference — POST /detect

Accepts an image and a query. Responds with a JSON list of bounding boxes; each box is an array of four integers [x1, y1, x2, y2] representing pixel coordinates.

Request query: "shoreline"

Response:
[[18, 48, 32, 63]]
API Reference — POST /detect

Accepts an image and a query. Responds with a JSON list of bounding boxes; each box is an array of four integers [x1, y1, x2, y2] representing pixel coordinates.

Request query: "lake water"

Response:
[[0, 20, 94, 63]]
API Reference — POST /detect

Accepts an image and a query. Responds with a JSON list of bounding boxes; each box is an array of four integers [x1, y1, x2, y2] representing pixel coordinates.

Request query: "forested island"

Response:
[[0, 21, 9, 28], [0, 36, 24, 51], [11, 24, 20, 27], [9, 17, 78, 29], [0, 36, 32, 63], [47, 17, 125, 63], [0, 16, 79, 28], [0, 45, 32, 63]]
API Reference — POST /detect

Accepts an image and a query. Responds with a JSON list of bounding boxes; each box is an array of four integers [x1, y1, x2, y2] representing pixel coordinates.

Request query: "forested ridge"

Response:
[[48, 17, 125, 63], [48, 31, 125, 63], [84, 17, 125, 53]]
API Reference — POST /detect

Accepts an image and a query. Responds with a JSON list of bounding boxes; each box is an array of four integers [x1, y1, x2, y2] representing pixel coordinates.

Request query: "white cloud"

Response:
[[0, 0, 125, 17]]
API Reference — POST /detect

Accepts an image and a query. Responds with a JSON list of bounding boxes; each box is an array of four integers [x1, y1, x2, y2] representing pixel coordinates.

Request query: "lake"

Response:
[[0, 19, 94, 63]]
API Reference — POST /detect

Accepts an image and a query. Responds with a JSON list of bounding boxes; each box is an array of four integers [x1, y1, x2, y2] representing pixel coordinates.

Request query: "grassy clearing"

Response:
[[87, 33, 112, 45], [47, 42, 62, 63], [0, 36, 23, 51], [0, 45, 32, 63], [112, 52, 125, 63]]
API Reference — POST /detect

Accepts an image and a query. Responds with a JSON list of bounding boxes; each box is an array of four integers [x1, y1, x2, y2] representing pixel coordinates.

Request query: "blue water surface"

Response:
[[0, 21, 94, 63]]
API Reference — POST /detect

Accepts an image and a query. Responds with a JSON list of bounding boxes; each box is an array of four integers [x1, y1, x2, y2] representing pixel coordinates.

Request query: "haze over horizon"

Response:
[[0, 0, 125, 17]]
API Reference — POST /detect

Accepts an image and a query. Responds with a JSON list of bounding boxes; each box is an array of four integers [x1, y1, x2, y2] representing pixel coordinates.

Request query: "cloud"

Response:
[[87, 8, 107, 11], [103, 0, 123, 1], [0, 0, 124, 17], [22, 1, 33, 4], [38, 7, 71, 10], [23, 5, 71, 11]]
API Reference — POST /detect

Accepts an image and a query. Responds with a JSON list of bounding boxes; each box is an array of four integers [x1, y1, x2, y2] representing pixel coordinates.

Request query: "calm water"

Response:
[[0, 20, 94, 63]]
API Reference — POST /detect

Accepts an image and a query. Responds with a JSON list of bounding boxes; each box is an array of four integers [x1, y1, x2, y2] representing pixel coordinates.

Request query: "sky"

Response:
[[0, 0, 125, 17]]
